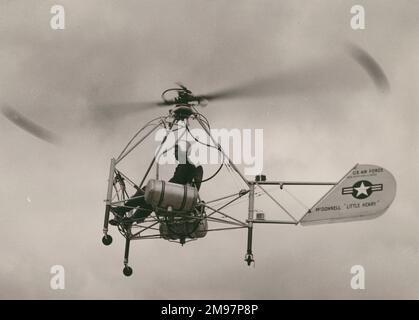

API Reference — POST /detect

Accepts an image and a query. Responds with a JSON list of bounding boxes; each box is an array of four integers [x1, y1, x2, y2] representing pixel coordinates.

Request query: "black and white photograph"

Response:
[[0, 0, 418, 303]]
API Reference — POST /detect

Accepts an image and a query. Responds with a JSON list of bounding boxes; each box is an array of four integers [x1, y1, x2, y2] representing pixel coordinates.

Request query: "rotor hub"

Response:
[[171, 105, 195, 121]]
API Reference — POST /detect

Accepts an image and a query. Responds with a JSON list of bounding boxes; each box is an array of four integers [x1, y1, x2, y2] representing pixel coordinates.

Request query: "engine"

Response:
[[159, 218, 208, 241]]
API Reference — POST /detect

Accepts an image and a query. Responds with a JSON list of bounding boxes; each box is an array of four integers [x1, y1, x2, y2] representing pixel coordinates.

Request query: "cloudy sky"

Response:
[[0, 0, 418, 299]]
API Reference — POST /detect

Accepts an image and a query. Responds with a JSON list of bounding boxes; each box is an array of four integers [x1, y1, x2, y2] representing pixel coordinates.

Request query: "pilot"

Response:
[[111, 141, 203, 223], [169, 141, 203, 190]]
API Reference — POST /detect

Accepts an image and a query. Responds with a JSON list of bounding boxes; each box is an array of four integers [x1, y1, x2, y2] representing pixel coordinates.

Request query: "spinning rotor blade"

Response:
[[89, 43, 389, 122], [1, 106, 60, 145], [197, 44, 390, 102], [347, 43, 390, 93], [90, 100, 172, 121], [197, 69, 348, 102]]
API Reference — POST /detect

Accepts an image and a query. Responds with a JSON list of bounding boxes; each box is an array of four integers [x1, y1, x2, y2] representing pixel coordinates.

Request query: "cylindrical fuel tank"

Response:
[[160, 218, 208, 240], [144, 179, 198, 212]]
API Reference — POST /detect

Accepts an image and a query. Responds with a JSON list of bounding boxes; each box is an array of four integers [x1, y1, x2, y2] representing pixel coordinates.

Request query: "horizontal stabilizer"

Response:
[[300, 164, 396, 226]]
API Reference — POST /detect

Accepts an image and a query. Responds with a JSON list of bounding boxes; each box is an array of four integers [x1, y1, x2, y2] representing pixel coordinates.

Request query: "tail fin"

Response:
[[300, 164, 396, 226]]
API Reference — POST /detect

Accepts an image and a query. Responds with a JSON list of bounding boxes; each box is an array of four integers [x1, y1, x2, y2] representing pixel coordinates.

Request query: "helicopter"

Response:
[[0, 43, 396, 277], [100, 83, 396, 277]]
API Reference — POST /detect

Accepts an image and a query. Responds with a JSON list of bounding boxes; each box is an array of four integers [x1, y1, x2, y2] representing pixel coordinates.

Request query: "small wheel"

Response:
[[123, 266, 133, 277], [102, 235, 113, 246]]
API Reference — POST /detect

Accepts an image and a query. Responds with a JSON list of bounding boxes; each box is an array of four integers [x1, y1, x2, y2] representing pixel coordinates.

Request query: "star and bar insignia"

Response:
[[342, 180, 383, 199]]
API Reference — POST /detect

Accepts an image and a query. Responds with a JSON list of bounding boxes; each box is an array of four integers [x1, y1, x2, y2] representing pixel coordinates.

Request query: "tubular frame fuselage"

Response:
[[102, 106, 337, 267]]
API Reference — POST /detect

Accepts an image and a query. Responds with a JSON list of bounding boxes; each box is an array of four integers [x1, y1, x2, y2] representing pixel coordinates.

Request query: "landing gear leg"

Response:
[[123, 234, 133, 277], [245, 226, 254, 266], [103, 159, 116, 245], [245, 182, 255, 266], [102, 205, 113, 246], [103, 205, 111, 236]]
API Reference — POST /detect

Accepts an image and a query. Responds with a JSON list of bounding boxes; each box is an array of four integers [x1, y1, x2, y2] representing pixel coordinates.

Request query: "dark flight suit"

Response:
[[169, 163, 203, 191]]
